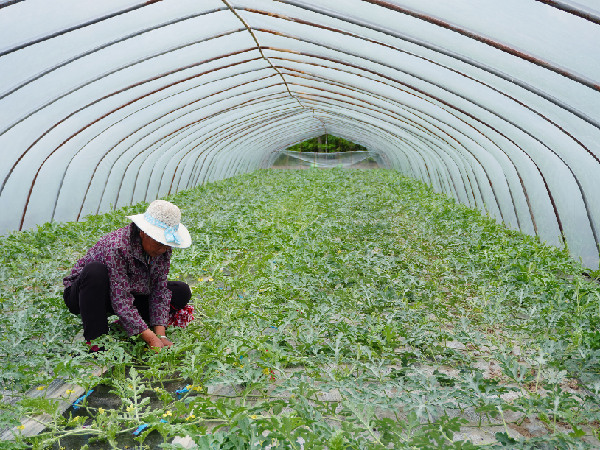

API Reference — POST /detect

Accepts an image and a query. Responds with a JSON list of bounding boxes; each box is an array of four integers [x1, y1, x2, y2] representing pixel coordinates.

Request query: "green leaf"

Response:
[[568, 425, 586, 438], [495, 431, 518, 446]]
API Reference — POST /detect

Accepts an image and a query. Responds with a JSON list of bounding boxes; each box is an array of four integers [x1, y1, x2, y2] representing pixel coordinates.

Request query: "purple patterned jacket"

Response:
[[63, 223, 172, 336]]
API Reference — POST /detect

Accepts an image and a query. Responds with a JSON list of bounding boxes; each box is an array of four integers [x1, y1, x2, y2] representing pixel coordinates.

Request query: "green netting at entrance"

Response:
[[271, 150, 382, 169]]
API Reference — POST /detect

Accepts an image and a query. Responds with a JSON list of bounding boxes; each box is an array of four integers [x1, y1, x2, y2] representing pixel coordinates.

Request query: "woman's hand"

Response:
[[153, 326, 173, 348], [158, 336, 173, 347], [140, 328, 172, 350]]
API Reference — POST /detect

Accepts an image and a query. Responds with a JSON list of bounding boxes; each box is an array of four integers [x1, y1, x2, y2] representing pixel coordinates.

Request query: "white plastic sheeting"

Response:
[[0, 0, 599, 268]]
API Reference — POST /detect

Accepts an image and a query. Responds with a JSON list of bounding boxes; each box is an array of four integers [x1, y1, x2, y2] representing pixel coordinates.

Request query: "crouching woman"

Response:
[[63, 200, 194, 350]]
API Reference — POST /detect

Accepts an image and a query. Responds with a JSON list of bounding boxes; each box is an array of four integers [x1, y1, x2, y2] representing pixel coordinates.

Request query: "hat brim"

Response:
[[127, 214, 192, 248]]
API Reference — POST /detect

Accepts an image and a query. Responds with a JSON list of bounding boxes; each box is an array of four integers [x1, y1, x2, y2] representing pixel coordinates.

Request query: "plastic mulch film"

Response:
[[0, 0, 599, 267]]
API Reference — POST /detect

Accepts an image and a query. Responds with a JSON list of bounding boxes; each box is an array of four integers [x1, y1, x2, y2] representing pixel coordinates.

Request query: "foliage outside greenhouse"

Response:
[[286, 135, 368, 153], [0, 169, 599, 449]]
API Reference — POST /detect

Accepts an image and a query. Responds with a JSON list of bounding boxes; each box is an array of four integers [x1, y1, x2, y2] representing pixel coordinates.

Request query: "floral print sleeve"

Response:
[[105, 245, 148, 336]]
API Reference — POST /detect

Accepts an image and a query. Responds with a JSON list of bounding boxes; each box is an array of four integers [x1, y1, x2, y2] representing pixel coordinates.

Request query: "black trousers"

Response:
[[64, 261, 191, 341]]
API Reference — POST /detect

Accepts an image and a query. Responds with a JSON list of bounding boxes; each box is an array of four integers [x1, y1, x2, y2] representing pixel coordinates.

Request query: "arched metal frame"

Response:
[[0, 0, 599, 268]]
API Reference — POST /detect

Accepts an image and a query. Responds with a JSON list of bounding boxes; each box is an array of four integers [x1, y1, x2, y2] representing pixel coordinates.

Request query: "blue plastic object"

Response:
[[133, 420, 168, 435], [175, 385, 191, 399], [133, 423, 149, 436], [72, 390, 93, 410]]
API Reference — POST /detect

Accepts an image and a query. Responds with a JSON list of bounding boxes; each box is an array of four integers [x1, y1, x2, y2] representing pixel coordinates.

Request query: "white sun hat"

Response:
[[127, 200, 192, 248]]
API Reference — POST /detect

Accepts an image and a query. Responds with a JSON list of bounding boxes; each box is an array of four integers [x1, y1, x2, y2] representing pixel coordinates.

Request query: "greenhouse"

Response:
[[1, 1, 599, 448]]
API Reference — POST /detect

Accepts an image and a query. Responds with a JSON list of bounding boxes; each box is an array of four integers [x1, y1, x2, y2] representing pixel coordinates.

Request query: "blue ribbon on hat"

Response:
[[144, 212, 182, 245]]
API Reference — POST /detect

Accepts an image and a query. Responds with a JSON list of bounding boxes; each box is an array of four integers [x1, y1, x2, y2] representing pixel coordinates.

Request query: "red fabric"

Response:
[[168, 304, 194, 328], [86, 341, 103, 352]]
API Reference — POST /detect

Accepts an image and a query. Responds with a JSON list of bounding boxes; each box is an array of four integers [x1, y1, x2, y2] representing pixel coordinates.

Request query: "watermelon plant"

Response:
[[0, 169, 599, 449]]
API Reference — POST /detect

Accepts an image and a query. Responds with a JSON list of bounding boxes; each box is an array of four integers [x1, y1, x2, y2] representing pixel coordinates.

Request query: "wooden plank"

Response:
[[1, 365, 108, 440], [1, 328, 109, 441]]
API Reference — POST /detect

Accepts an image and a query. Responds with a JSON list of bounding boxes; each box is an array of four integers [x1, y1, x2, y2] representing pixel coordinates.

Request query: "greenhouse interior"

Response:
[[1, 0, 599, 448]]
